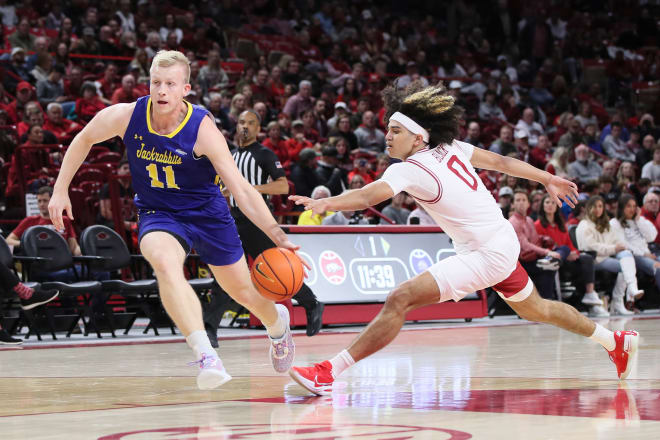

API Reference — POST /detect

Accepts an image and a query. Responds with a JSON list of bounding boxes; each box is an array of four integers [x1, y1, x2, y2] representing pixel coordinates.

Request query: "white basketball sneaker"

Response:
[[269, 304, 295, 373], [189, 353, 232, 390]]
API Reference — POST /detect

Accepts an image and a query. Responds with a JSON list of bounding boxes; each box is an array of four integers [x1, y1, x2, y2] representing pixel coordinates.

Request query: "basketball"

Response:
[[251, 248, 304, 301]]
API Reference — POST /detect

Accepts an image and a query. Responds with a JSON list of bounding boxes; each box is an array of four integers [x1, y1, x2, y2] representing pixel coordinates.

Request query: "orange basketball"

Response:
[[251, 248, 304, 301]]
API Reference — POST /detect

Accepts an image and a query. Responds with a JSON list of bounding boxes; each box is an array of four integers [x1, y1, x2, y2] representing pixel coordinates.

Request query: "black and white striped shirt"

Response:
[[229, 142, 286, 209]]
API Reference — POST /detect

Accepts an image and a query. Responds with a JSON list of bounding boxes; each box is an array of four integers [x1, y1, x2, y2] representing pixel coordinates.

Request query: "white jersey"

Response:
[[381, 140, 514, 253]]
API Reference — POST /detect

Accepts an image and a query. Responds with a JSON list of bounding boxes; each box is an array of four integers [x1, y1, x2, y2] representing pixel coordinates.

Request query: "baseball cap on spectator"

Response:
[[83, 27, 95, 37], [16, 81, 33, 93], [11, 47, 25, 57], [292, 119, 304, 128], [299, 148, 318, 162], [321, 145, 338, 157], [406, 61, 417, 68], [368, 73, 380, 83], [362, 9, 373, 20], [497, 54, 507, 63], [514, 128, 529, 139], [498, 186, 514, 198], [605, 193, 618, 204], [334, 102, 349, 112]]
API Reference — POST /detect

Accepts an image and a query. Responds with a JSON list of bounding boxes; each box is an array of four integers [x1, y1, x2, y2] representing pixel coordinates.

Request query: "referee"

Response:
[[203, 109, 325, 344]]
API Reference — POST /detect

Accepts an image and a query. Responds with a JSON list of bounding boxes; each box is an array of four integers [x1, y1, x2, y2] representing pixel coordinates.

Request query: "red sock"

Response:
[[13, 283, 34, 300]]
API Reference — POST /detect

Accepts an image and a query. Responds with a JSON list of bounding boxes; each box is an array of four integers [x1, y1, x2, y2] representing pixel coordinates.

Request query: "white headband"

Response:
[[390, 111, 429, 143]]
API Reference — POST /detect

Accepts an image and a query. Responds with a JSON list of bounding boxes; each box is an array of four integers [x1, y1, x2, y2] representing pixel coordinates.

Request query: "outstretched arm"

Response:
[[290, 180, 394, 215], [470, 147, 578, 207], [49, 103, 134, 230]]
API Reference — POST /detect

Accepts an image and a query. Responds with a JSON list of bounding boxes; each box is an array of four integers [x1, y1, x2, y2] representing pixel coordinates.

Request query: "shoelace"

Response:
[[272, 340, 289, 358], [188, 354, 219, 369]]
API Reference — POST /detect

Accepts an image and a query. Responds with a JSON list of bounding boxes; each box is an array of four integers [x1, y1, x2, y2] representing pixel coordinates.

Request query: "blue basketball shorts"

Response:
[[137, 206, 244, 267]]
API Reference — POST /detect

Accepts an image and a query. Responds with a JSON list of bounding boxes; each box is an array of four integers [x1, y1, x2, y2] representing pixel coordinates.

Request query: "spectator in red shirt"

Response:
[[269, 65, 286, 109], [76, 82, 106, 123], [509, 189, 557, 299], [479, 169, 500, 199], [5, 186, 81, 256], [347, 157, 376, 185], [251, 68, 272, 105], [285, 119, 314, 162], [535, 194, 602, 307], [530, 134, 553, 170], [62, 65, 84, 102], [337, 77, 361, 112], [301, 109, 320, 145], [640, 191, 660, 246], [5, 81, 35, 124], [262, 121, 290, 166], [96, 63, 120, 104], [111, 74, 142, 104], [43, 102, 81, 143]]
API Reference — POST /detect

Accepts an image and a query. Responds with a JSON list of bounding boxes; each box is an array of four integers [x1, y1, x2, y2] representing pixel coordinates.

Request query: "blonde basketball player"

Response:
[[289, 82, 639, 395], [49, 51, 301, 390]]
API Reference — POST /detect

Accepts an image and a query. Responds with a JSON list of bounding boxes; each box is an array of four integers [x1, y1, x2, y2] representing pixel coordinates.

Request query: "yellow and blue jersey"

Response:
[[125, 96, 242, 265], [124, 95, 225, 212]]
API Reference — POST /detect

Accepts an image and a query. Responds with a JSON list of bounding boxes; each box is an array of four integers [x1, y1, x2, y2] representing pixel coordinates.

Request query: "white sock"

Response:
[[590, 323, 616, 351], [266, 314, 287, 339], [186, 330, 217, 359], [329, 349, 355, 379]]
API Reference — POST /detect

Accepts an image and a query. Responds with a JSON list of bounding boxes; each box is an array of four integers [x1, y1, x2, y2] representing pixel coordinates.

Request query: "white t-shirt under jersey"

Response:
[[381, 140, 514, 253]]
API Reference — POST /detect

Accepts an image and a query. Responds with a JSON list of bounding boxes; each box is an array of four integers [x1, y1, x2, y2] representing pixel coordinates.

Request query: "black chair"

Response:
[[0, 239, 46, 339], [21, 225, 103, 338], [80, 225, 160, 336]]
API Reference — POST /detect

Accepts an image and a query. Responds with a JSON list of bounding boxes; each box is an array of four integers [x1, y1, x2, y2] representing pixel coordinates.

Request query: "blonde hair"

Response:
[[150, 50, 190, 83]]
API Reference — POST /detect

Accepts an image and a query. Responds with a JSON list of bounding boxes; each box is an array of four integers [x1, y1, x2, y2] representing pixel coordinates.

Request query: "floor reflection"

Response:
[[278, 382, 655, 421]]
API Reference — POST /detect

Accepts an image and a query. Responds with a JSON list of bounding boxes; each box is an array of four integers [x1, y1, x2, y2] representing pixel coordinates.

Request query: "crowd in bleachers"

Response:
[[1, 0, 660, 335]]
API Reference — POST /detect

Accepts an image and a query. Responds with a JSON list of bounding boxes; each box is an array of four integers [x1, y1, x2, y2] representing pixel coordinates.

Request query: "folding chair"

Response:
[[0, 239, 45, 339], [21, 226, 104, 338], [80, 225, 158, 336]]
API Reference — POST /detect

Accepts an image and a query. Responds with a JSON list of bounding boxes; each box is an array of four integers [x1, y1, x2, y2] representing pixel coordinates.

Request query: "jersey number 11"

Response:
[[146, 163, 179, 189]]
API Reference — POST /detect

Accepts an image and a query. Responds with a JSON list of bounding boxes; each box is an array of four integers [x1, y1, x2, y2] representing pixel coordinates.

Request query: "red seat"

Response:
[[72, 168, 106, 186], [69, 188, 94, 228], [76, 181, 103, 195], [88, 145, 111, 160], [91, 151, 122, 165]]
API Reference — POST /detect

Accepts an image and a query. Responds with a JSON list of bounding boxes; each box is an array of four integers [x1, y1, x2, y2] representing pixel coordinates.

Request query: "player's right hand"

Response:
[[48, 190, 74, 231], [289, 195, 329, 215]]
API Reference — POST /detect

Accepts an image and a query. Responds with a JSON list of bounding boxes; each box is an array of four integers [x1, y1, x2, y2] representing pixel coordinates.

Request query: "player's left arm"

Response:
[[290, 180, 394, 215], [194, 117, 293, 249], [470, 147, 579, 208]]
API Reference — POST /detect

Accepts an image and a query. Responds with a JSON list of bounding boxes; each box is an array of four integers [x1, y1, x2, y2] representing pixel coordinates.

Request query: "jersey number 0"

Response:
[[447, 156, 478, 191], [146, 163, 180, 189]]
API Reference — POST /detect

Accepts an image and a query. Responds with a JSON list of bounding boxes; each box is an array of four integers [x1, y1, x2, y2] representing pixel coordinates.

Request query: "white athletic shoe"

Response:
[[582, 291, 604, 306], [589, 305, 610, 317], [269, 304, 295, 373], [189, 353, 232, 390], [611, 299, 634, 316]]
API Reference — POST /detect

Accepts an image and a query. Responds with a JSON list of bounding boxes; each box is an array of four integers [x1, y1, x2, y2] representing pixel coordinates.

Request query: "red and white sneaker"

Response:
[[606, 330, 639, 380], [289, 360, 334, 396]]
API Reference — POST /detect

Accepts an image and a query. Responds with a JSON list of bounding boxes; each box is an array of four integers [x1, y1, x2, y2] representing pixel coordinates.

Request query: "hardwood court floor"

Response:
[[0, 317, 658, 439]]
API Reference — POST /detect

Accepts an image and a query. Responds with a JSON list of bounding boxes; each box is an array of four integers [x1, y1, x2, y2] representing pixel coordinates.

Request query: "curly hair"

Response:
[[382, 81, 464, 147]]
